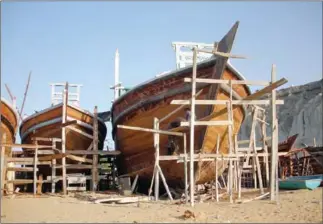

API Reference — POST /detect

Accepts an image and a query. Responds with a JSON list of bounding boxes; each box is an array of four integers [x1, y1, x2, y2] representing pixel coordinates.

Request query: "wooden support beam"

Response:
[[181, 120, 232, 126], [171, 99, 284, 105], [31, 137, 62, 142], [117, 125, 184, 137], [197, 78, 288, 123], [33, 145, 38, 195], [55, 164, 105, 169], [0, 144, 53, 149], [189, 47, 197, 207], [1, 135, 7, 194], [184, 77, 270, 86], [38, 154, 67, 161], [183, 133, 188, 204], [91, 106, 99, 192], [6, 167, 38, 172], [62, 82, 68, 195], [66, 150, 121, 155], [66, 126, 93, 139], [51, 159, 56, 193], [270, 64, 278, 201], [66, 154, 92, 164], [154, 118, 160, 201]]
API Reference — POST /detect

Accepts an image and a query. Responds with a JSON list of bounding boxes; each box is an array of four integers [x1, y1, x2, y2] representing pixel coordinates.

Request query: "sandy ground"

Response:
[[1, 188, 322, 223]]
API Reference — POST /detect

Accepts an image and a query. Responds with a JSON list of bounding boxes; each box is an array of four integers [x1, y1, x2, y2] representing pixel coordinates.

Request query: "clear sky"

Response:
[[1, 1, 322, 146]]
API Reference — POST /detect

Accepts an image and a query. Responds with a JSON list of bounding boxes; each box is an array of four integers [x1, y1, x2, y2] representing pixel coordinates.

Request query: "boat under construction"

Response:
[[111, 22, 252, 191]]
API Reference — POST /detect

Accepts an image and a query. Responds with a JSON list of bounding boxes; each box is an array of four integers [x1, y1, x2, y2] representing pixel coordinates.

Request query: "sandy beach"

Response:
[[1, 188, 322, 223]]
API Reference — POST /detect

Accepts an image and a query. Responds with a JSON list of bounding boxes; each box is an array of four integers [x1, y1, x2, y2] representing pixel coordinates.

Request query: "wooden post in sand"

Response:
[[62, 82, 68, 195], [1, 134, 6, 194], [215, 134, 220, 202], [154, 117, 160, 201], [33, 141, 38, 195], [51, 139, 56, 193], [270, 64, 278, 201], [183, 133, 188, 204], [226, 101, 234, 203], [91, 106, 99, 192], [189, 47, 198, 207]]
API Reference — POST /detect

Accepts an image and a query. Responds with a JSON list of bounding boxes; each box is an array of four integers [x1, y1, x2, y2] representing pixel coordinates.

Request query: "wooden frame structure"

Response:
[[0, 82, 120, 196], [117, 46, 286, 207]]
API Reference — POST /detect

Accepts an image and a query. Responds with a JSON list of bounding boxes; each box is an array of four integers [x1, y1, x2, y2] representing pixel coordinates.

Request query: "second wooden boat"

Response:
[[20, 103, 107, 176]]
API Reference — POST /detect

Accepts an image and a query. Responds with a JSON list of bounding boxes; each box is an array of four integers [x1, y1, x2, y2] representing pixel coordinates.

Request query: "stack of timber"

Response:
[[19, 103, 107, 177], [111, 23, 252, 191]]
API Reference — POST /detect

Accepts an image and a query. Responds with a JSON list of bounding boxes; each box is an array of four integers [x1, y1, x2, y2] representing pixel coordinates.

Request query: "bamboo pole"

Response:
[[91, 106, 99, 192], [189, 47, 198, 207], [62, 82, 68, 195], [154, 117, 160, 201], [270, 64, 277, 201]]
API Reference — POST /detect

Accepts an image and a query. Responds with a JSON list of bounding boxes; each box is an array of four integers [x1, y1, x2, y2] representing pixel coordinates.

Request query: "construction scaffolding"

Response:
[[117, 46, 287, 207], [1, 83, 120, 196]]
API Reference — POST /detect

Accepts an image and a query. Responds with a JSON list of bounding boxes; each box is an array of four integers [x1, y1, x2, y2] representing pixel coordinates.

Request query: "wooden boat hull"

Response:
[[279, 175, 322, 190], [111, 58, 250, 190], [1, 98, 19, 192], [20, 103, 107, 176], [1, 98, 18, 155]]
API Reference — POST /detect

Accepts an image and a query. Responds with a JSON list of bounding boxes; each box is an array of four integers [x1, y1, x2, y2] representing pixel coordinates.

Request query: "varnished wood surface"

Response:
[[112, 61, 250, 189], [19, 104, 107, 177], [1, 99, 19, 155]]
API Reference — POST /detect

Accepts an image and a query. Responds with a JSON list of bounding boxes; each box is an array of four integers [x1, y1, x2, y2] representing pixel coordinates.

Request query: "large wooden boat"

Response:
[[19, 103, 107, 175], [1, 97, 19, 192], [111, 22, 251, 191], [1, 97, 19, 155]]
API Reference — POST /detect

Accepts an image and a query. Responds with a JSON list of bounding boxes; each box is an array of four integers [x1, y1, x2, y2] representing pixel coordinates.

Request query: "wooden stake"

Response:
[[154, 117, 160, 201], [91, 106, 99, 192], [62, 82, 68, 195], [253, 131, 264, 194], [1, 134, 6, 195], [262, 113, 270, 188], [131, 175, 139, 194], [226, 101, 234, 203], [33, 143, 38, 195], [51, 159, 56, 193], [157, 165, 173, 200], [215, 134, 220, 202], [270, 64, 277, 201], [189, 47, 198, 207], [183, 133, 188, 204]]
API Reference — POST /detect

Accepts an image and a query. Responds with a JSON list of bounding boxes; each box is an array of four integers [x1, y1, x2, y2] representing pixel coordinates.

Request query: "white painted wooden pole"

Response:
[[215, 134, 220, 202], [183, 133, 188, 204], [270, 64, 277, 201], [154, 117, 160, 201], [114, 48, 120, 100], [33, 142, 38, 195], [62, 82, 68, 195], [189, 47, 198, 207]]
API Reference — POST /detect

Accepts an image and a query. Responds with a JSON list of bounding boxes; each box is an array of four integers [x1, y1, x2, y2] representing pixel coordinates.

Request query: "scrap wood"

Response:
[[94, 196, 151, 204], [236, 192, 270, 204]]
